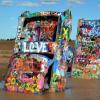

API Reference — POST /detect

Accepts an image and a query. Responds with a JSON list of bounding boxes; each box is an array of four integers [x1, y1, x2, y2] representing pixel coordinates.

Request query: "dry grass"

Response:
[[0, 40, 14, 81], [0, 40, 15, 50]]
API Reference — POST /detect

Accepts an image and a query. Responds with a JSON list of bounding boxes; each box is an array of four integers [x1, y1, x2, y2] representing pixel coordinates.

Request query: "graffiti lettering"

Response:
[[22, 42, 48, 53]]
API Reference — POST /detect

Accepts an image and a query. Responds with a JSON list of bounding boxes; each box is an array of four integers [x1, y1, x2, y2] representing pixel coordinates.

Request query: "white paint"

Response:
[[22, 42, 48, 53]]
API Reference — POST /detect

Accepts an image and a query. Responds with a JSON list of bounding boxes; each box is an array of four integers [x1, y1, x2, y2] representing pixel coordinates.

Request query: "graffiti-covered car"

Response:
[[5, 10, 72, 93], [73, 19, 100, 79]]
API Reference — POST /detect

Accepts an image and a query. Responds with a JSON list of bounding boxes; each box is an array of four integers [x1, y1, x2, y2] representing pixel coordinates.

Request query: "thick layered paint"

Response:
[[5, 10, 72, 93], [73, 19, 100, 79]]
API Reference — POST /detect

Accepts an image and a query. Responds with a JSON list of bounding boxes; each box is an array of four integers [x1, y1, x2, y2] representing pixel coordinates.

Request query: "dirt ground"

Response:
[[0, 78, 100, 100], [0, 40, 14, 80]]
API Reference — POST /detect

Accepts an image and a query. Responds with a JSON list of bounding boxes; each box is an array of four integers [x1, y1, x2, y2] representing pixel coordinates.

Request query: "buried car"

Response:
[[5, 10, 72, 93]]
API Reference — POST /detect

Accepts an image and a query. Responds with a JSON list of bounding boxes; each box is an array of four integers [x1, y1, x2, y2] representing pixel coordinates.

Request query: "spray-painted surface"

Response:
[[73, 19, 100, 79], [5, 10, 72, 93]]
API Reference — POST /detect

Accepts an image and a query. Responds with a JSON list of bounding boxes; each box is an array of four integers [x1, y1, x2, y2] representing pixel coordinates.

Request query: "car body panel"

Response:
[[5, 10, 72, 93]]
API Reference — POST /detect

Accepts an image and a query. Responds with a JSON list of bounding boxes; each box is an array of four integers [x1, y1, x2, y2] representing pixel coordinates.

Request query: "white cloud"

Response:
[[41, 0, 59, 4], [0, 0, 13, 6], [68, 0, 84, 4], [16, 1, 39, 7]]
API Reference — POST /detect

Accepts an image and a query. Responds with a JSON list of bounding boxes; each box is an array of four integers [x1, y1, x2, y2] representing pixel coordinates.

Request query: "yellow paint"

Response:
[[62, 28, 68, 39], [11, 78, 16, 85], [35, 87, 40, 92]]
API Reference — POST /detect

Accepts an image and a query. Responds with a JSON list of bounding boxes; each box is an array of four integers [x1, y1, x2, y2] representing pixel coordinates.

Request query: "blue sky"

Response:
[[0, 0, 100, 40]]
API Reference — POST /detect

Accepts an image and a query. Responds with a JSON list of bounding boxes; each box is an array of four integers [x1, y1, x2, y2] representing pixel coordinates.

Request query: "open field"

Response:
[[0, 40, 14, 51], [0, 40, 14, 80]]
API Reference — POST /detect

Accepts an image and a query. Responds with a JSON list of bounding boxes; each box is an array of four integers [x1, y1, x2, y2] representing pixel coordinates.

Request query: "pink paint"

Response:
[[18, 87, 24, 92], [21, 78, 29, 83], [37, 74, 44, 89], [7, 77, 11, 83], [20, 77, 33, 83], [29, 78, 33, 83], [7, 85, 18, 92]]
